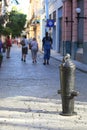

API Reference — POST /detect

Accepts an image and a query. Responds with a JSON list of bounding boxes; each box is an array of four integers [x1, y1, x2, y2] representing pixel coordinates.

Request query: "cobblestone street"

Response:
[[0, 44, 87, 130]]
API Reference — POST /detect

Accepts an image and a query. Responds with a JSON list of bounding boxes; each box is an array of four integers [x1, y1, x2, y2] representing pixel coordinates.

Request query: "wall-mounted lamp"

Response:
[[65, 17, 74, 24], [76, 8, 87, 22]]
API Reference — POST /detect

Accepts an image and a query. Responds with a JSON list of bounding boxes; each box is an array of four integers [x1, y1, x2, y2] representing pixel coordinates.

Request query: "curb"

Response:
[[40, 49, 87, 73]]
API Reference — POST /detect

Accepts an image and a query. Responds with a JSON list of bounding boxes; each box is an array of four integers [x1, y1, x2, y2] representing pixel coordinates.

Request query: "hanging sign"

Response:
[[46, 19, 54, 27]]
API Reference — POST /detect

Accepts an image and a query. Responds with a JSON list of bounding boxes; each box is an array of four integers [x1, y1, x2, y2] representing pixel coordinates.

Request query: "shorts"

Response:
[[22, 47, 28, 54]]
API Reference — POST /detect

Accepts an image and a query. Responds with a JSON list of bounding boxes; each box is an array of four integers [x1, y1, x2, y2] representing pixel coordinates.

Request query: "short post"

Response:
[[58, 54, 79, 116]]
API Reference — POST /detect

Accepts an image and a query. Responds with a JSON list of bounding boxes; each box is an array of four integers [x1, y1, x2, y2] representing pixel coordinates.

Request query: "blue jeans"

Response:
[[44, 48, 50, 60]]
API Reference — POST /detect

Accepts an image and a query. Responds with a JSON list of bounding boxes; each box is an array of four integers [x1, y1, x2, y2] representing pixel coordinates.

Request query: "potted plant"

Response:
[[0, 53, 3, 67]]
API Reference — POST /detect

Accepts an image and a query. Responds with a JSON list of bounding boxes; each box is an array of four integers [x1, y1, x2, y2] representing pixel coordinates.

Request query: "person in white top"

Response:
[[30, 37, 38, 63]]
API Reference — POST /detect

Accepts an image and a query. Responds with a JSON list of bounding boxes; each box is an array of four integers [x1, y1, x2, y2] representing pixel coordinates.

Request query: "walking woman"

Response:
[[6, 35, 12, 58], [30, 37, 38, 63]]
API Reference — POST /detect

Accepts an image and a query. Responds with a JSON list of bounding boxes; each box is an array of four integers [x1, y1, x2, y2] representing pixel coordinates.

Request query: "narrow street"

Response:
[[0, 44, 87, 130], [0, 44, 60, 99]]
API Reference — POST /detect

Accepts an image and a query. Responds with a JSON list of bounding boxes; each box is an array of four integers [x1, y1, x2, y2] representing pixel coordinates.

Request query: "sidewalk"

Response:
[[50, 50, 87, 73]]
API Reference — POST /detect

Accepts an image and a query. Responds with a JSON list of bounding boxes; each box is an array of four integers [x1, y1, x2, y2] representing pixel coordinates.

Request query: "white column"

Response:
[[45, 0, 49, 32], [45, 0, 49, 20], [2, 0, 5, 15]]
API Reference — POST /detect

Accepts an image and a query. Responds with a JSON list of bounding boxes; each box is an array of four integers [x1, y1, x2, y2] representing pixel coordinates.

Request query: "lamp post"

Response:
[[76, 7, 87, 23], [76, 7, 86, 48]]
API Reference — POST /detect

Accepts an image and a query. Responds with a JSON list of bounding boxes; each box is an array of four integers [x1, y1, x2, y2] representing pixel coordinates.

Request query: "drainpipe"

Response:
[[71, 0, 73, 42], [71, 0, 73, 55]]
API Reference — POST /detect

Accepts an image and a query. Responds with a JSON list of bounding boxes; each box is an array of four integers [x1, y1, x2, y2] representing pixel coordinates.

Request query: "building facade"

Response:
[[25, 0, 87, 64], [41, 0, 87, 64], [27, 0, 41, 47], [62, 0, 87, 64], [41, 0, 63, 51]]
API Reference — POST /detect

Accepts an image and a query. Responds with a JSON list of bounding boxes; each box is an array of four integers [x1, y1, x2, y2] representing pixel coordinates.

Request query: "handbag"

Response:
[[29, 43, 32, 49]]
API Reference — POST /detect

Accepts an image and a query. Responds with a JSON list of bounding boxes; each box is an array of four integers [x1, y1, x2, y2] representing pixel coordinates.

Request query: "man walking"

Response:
[[42, 32, 52, 65], [20, 35, 29, 62]]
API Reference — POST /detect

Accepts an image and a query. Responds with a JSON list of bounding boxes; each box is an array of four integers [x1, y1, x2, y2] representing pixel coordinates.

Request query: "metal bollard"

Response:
[[58, 54, 79, 116]]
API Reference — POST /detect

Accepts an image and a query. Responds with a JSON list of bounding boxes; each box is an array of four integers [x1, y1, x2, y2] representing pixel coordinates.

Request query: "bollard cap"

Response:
[[61, 54, 76, 68]]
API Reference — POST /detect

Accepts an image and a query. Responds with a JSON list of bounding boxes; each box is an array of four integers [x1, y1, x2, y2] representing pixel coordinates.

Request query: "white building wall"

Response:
[[40, 0, 63, 52], [49, 0, 63, 52]]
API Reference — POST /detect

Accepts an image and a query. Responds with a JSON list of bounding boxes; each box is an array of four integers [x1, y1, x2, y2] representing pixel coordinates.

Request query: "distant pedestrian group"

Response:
[[19, 32, 53, 65], [20, 36, 38, 63], [0, 32, 53, 67]]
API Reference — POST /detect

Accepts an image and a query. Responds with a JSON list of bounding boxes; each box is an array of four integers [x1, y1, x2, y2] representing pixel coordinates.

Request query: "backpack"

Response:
[[20, 40, 25, 46]]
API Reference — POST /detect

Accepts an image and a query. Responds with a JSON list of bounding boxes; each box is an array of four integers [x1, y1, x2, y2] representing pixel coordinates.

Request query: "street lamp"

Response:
[[76, 7, 87, 22]]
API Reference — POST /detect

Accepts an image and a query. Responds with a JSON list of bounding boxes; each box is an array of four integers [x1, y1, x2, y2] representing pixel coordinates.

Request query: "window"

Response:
[[53, 11, 56, 22]]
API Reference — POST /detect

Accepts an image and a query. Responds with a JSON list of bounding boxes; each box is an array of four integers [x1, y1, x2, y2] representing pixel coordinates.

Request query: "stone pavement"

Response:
[[0, 45, 87, 130], [0, 96, 87, 130]]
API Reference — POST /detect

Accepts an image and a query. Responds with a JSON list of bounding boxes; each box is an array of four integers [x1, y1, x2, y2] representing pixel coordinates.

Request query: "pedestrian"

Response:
[[0, 35, 3, 53], [1, 35, 6, 53], [6, 35, 12, 58], [30, 37, 38, 63], [0, 36, 3, 67], [20, 35, 29, 62], [17, 37, 21, 47], [42, 32, 53, 65]]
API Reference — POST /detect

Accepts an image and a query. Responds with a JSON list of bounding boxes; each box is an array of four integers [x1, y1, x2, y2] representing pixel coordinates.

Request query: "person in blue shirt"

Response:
[[42, 32, 53, 65]]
